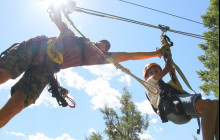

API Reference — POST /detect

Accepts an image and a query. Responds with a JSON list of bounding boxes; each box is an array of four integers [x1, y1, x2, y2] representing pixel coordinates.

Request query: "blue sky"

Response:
[[0, 0, 214, 140]]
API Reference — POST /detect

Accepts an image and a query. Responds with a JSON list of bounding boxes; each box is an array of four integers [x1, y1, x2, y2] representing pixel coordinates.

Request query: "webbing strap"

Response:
[[172, 62, 196, 93], [160, 35, 196, 93]]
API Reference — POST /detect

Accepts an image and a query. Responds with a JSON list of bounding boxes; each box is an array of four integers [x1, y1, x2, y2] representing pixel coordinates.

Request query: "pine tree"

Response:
[[85, 132, 103, 140], [100, 88, 149, 140], [197, 0, 219, 98]]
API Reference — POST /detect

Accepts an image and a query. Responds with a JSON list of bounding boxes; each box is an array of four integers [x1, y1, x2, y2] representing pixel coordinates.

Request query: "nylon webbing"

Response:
[[160, 34, 196, 94]]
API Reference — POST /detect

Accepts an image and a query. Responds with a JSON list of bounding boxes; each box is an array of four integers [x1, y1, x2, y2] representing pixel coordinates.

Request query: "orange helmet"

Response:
[[143, 63, 162, 80]]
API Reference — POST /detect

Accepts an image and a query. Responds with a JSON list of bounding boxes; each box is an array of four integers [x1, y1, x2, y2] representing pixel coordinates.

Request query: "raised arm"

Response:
[[49, 5, 74, 35], [152, 50, 175, 81]]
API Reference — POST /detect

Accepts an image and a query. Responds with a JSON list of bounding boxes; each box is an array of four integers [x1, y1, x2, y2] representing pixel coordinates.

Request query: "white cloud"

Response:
[[150, 118, 158, 124], [153, 126, 163, 133], [10, 132, 25, 137], [4, 131, 25, 137], [58, 69, 86, 90], [135, 100, 155, 115], [4, 131, 75, 140], [27, 133, 75, 140], [117, 74, 131, 86], [88, 128, 96, 134], [139, 131, 154, 140], [83, 64, 122, 80], [59, 68, 121, 110], [0, 75, 22, 91], [29, 89, 59, 108], [85, 77, 121, 110]]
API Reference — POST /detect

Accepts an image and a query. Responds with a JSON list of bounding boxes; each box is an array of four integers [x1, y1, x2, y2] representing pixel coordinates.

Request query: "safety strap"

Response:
[[46, 33, 64, 64], [172, 62, 197, 93], [160, 33, 196, 94]]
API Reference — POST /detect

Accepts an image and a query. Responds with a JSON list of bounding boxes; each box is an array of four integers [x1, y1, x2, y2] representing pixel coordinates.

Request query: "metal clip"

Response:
[[158, 24, 170, 35]]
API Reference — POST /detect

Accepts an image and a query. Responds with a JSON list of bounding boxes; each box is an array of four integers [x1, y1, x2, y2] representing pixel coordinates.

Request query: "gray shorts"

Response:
[[166, 94, 202, 124], [178, 94, 202, 118]]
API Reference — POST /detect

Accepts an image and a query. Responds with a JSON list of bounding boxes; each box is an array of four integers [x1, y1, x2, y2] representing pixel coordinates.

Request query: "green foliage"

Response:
[[85, 132, 103, 140], [100, 88, 149, 140], [197, 0, 219, 98]]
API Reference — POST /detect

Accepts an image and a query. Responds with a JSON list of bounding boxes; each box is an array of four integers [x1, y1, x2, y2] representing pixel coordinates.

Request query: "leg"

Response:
[[0, 90, 25, 128], [195, 99, 219, 140], [214, 100, 219, 140], [0, 68, 11, 84]]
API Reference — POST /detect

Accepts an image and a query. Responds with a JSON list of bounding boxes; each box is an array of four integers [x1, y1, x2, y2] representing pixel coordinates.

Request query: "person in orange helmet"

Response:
[[143, 50, 219, 140]]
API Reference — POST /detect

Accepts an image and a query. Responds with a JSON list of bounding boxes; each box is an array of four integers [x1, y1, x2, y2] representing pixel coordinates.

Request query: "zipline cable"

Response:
[[75, 7, 205, 40], [118, 0, 204, 25]]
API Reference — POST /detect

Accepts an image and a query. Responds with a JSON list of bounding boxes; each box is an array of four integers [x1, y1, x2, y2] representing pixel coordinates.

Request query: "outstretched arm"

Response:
[[109, 45, 170, 62], [110, 51, 161, 62]]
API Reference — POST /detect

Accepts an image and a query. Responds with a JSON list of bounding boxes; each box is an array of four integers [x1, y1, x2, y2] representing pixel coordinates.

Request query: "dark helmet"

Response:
[[99, 40, 111, 51]]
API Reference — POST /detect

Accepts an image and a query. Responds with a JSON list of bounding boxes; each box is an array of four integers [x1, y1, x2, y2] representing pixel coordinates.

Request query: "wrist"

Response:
[[156, 48, 162, 58]]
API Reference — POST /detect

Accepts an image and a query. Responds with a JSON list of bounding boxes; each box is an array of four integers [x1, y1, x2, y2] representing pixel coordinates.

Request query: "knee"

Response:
[[203, 99, 218, 114], [12, 105, 24, 114], [195, 99, 218, 115], [0, 68, 11, 84]]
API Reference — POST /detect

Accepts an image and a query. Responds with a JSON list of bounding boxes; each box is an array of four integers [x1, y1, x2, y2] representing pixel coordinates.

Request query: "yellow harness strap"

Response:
[[46, 33, 64, 64], [167, 80, 188, 94]]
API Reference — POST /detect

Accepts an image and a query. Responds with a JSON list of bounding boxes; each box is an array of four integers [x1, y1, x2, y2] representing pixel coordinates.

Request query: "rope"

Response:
[[75, 7, 206, 40], [118, 0, 204, 25], [63, 11, 160, 95]]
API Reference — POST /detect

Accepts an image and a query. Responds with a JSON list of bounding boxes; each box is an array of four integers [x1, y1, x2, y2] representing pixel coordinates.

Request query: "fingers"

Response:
[[158, 44, 171, 56]]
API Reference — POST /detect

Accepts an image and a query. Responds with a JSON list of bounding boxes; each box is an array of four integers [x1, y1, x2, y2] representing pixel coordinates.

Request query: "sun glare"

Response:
[[39, 0, 74, 9], [38, 0, 77, 14]]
